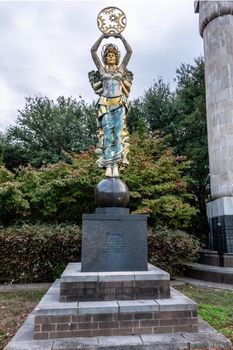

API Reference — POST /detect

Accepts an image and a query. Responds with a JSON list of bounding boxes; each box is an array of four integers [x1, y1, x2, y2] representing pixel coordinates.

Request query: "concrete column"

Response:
[[195, 1, 233, 254]]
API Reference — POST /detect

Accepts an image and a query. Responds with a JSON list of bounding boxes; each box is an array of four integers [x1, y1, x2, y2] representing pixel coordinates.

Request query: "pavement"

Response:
[[0, 282, 51, 293], [172, 277, 233, 291], [0, 276, 233, 293]]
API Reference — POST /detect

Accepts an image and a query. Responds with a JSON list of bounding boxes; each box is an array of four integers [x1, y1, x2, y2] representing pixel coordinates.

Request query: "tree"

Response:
[[127, 78, 178, 136], [0, 132, 197, 228], [173, 56, 208, 237], [0, 132, 30, 171], [5, 96, 97, 168], [127, 57, 208, 238]]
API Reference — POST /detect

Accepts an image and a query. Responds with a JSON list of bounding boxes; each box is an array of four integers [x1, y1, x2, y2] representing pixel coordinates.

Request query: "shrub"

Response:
[[0, 224, 81, 283], [0, 224, 200, 283], [148, 226, 201, 276], [0, 132, 197, 228], [122, 133, 198, 228]]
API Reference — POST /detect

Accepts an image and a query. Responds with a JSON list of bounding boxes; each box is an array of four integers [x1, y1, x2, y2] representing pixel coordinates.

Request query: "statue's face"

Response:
[[106, 52, 117, 65]]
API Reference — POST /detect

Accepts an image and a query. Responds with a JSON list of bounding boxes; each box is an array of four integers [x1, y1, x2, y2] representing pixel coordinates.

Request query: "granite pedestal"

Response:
[[81, 208, 148, 272]]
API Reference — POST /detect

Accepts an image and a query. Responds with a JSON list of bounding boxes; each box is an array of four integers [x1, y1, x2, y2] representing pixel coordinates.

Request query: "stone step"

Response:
[[34, 280, 198, 340], [4, 316, 231, 350], [60, 263, 170, 302], [199, 249, 233, 267], [184, 262, 233, 284]]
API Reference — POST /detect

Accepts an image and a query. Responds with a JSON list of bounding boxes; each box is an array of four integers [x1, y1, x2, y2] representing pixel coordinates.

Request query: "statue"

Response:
[[89, 7, 133, 178]]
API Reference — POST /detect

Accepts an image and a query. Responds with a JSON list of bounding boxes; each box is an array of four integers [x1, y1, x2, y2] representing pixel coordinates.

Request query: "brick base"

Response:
[[60, 279, 170, 302], [60, 263, 170, 302], [34, 310, 198, 340]]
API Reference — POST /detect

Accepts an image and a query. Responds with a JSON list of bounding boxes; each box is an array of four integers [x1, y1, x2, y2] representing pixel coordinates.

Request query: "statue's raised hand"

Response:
[[112, 33, 122, 39], [103, 33, 111, 39]]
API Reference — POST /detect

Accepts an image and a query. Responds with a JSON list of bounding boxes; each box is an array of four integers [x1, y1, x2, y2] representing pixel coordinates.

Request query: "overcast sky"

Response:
[[0, 0, 203, 132]]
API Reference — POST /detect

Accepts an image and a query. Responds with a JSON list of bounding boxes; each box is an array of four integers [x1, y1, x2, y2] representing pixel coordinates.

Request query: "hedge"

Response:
[[0, 224, 200, 283], [0, 224, 81, 283]]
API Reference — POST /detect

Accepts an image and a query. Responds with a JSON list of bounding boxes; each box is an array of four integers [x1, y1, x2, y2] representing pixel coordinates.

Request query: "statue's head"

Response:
[[102, 44, 120, 66]]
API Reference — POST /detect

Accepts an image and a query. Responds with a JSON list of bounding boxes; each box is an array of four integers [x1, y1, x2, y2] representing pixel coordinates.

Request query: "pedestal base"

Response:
[[34, 279, 198, 340], [60, 263, 170, 302], [4, 263, 232, 350]]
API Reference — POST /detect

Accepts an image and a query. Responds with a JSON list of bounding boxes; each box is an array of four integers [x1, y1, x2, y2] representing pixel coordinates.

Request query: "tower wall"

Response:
[[195, 1, 233, 254]]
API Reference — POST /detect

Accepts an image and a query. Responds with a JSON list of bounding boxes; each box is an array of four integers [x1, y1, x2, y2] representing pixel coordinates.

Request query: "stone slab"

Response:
[[34, 280, 78, 316], [141, 333, 190, 349], [81, 212, 148, 272], [117, 299, 159, 313], [98, 335, 143, 348], [156, 289, 197, 311], [61, 263, 170, 282], [78, 301, 119, 315], [53, 337, 99, 349]]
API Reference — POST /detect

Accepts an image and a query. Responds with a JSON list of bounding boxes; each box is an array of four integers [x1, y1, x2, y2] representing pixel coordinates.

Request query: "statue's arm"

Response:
[[91, 34, 106, 72], [117, 33, 132, 69]]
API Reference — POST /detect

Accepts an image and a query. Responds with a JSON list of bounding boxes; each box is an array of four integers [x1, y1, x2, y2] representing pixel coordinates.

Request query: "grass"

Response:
[[0, 290, 45, 349], [176, 285, 233, 342], [0, 286, 233, 349]]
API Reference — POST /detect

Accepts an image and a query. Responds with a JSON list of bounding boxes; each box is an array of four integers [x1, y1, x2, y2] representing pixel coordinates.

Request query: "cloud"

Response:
[[0, 0, 203, 131]]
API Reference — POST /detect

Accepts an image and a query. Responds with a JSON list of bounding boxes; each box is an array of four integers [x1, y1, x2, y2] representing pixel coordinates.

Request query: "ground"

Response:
[[176, 285, 233, 342], [0, 286, 232, 350], [0, 290, 45, 349]]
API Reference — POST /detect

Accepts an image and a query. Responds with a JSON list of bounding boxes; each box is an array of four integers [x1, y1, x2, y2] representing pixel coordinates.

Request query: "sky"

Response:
[[0, 0, 203, 132]]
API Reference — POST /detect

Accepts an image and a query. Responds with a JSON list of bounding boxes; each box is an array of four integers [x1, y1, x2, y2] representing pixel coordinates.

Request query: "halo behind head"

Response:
[[102, 44, 121, 65]]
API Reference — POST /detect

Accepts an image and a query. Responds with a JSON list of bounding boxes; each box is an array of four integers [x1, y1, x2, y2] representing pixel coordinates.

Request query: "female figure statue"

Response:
[[89, 33, 133, 177]]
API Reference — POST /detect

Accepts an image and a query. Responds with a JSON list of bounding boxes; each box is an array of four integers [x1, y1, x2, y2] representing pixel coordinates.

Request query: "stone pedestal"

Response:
[[81, 208, 148, 272]]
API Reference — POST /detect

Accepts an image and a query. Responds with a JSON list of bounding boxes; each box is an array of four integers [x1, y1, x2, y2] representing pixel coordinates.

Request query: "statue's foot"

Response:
[[112, 164, 119, 177], [105, 166, 112, 177]]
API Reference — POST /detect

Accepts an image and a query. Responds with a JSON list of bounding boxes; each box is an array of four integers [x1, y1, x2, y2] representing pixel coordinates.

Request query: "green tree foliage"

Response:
[[127, 78, 178, 136], [4, 96, 97, 168], [0, 132, 29, 170], [122, 132, 197, 228], [128, 57, 208, 238], [174, 57, 208, 236], [0, 132, 197, 228]]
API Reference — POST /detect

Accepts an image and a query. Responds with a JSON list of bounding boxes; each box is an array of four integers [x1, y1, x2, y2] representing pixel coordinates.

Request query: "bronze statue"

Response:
[[89, 7, 133, 177]]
